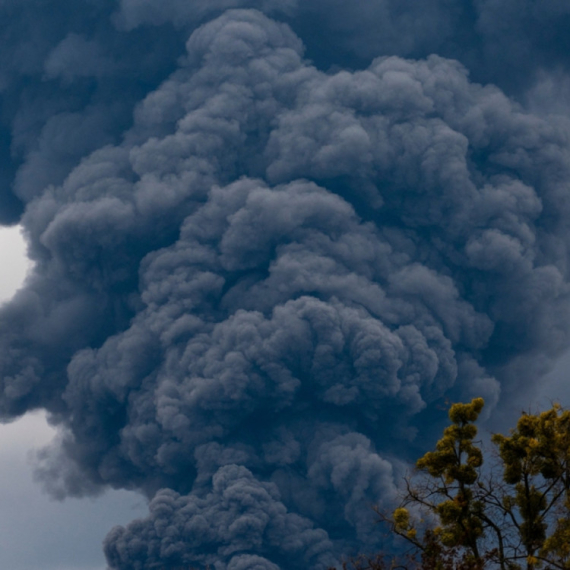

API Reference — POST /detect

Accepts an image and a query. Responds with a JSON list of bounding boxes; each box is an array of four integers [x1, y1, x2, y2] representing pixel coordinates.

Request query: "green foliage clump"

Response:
[[374, 399, 570, 570]]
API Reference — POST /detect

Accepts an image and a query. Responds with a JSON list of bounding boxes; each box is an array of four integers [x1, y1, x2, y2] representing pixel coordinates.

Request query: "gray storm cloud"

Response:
[[1, 3, 570, 570], [2, 0, 570, 224]]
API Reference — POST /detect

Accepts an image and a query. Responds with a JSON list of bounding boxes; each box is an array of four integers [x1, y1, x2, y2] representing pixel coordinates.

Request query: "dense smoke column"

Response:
[[0, 0, 188, 225], [114, 0, 570, 95], [1, 3, 570, 570], [2, 0, 570, 228]]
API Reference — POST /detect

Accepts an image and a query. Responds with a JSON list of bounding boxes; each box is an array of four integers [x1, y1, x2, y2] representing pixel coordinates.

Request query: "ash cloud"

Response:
[[116, 0, 570, 92], [0, 3, 570, 570], [1, 0, 569, 227]]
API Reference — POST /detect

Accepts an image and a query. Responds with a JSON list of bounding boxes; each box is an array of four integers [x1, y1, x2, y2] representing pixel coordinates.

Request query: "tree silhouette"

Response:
[[365, 399, 570, 569]]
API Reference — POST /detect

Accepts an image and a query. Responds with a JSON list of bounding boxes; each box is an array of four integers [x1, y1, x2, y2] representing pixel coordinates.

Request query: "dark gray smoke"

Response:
[[1, 0, 570, 226], [1, 3, 570, 570]]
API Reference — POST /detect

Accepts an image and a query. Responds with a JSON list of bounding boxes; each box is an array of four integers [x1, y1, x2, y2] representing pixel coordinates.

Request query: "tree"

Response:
[[375, 399, 570, 570]]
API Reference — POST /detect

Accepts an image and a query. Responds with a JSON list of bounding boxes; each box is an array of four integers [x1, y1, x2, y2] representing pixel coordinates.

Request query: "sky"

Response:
[[3, 2, 570, 569], [0, 226, 147, 570]]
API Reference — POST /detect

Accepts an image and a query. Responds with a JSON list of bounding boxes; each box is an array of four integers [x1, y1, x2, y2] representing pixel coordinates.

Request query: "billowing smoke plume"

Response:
[[1, 2, 570, 570]]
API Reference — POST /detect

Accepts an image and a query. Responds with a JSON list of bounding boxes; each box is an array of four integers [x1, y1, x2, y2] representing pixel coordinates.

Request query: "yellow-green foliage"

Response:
[[414, 399, 485, 554], [492, 404, 570, 566], [384, 399, 570, 570], [417, 399, 484, 485]]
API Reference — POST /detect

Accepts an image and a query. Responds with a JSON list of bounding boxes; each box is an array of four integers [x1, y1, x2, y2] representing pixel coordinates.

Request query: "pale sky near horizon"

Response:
[[0, 225, 31, 303], [0, 226, 147, 570]]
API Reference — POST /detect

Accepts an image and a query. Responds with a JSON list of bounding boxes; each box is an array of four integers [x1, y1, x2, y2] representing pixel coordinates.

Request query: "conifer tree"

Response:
[[359, 399, 570, 569]]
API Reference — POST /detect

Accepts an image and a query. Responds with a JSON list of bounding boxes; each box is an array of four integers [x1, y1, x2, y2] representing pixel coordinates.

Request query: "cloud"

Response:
[[0, 411, 146, 570], [0, 4, 570, 570], [104, 465, 335, 570], [114, 0, 570, 93]]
